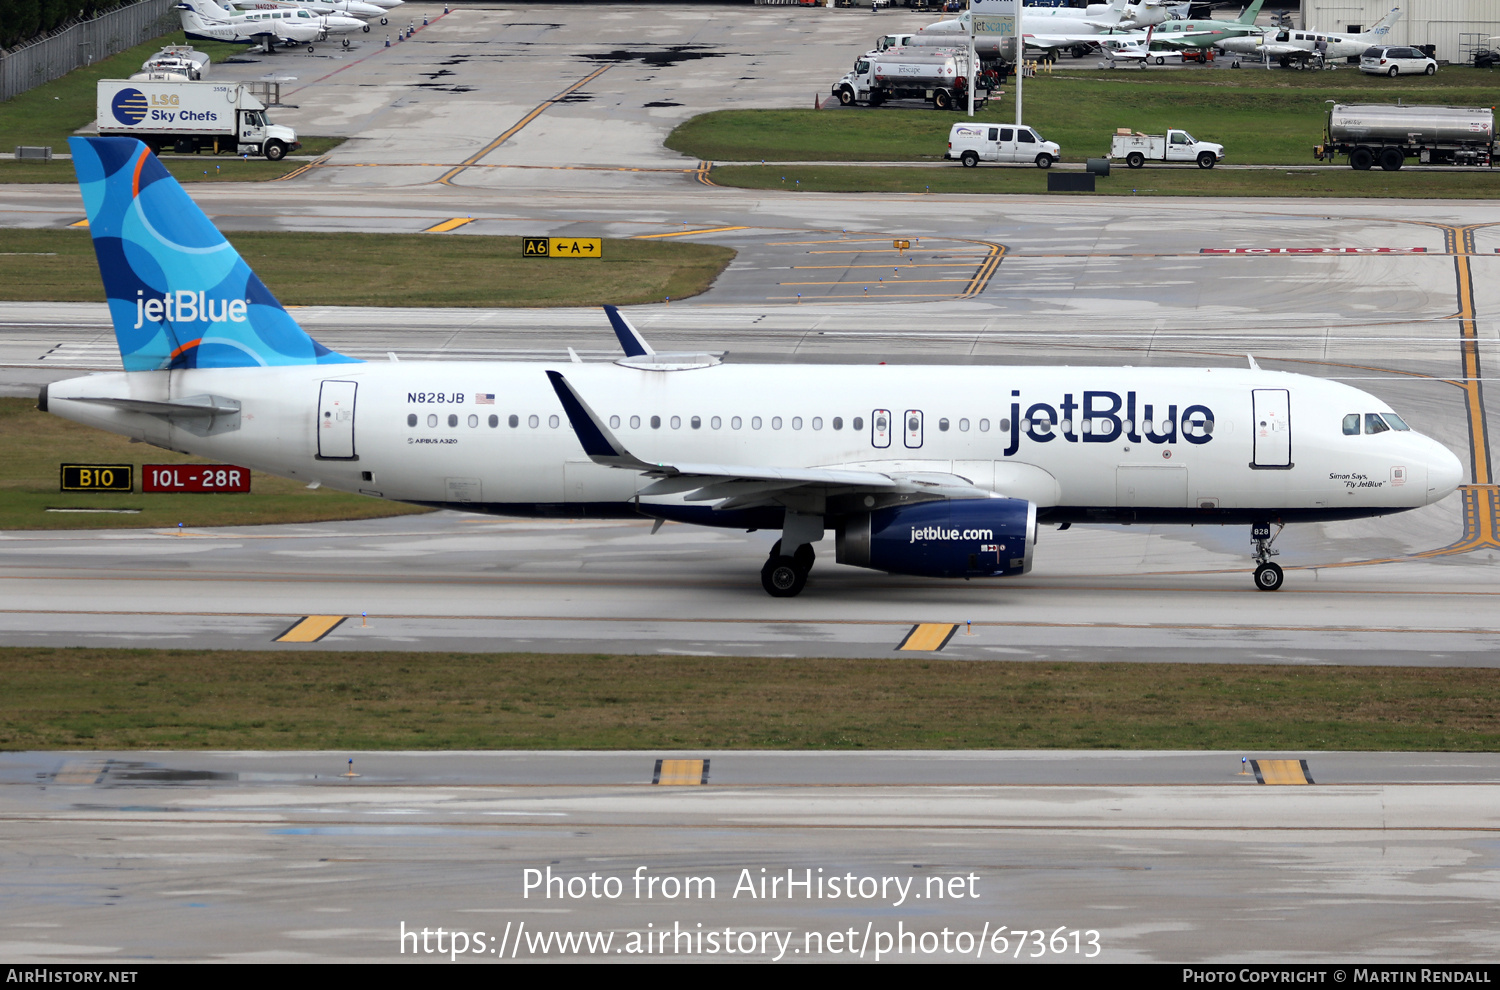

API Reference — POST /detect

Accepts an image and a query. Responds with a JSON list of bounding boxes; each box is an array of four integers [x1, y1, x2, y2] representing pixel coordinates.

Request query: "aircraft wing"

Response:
[[1026, 31, 1110, 49], [1251, 43, 1311, 57], [546, 370, 995, 508]]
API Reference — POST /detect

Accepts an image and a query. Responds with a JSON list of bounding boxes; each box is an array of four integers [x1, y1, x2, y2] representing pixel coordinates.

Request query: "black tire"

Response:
[[263, 140, 286, 162], [1126, 151, 1144, 169], [1379, 148, 1403, 171], [869, 92, 885, 106], [1197, 151, 1216, 169], [839, 87, 854, 106], [308, 45, 315, 53], [1388, 65, 1398, 77], [934, 89, 951, 110], [1035, 153, 1053, 169], [1425, 63, 1435, 75], [961, 150, 979, 168], [1350, 147, 1374, 171], [380, 16, 387, 24], [1154, 56, 1164, 65], [342, 39, 351, 48], [761, 556, 807, 597], [1278, 55, 1290, 68], [363, 24, 370, 32], [1071, 45, 1088, 59], [1254, 562, 1284, 591]]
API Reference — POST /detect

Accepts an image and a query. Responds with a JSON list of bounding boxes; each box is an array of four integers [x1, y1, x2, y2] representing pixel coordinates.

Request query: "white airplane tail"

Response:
[[1360, 7, 1403, 41], [175, 1, 227, 27]]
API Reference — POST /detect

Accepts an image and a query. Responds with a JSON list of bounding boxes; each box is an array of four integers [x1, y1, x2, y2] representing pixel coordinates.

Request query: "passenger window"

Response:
[[448, 414, 458, 428], [509, 414, 519, 428], [999, 418, 1010, 432], [999, 128, 1013, 141], [488, 414, 499, 428], [609, 415, 620, 428], [1342, 414, 1360, 435], [427, 414, 438, 428], [1364, 413, 1390, 435], [528, 414, 539, 428], [691, 416, 701, 429], [731, 416, 742, 429], [630, 415, 640, 429], [467, 414, 478, 428], [670, 415, 681, 429], [651, 415, 661, 429], [812, 417, 823, 430], [549, 415, 559, 429], [710, 416, 721, 429], [987, 128, 998, 141], [1017, 130, 1035, 143], [792, 417, 802, 430], [772, 416, 783, 430], [979, 418, 989, 432], [938, 418, 949, 432], [853, 417, 863, 431], [752, 416, 762, 430], [833, 417, 843, 430], [1383, 413, 1411, 431], [407, 413, 417, 427], [959, 418, 969, 432]]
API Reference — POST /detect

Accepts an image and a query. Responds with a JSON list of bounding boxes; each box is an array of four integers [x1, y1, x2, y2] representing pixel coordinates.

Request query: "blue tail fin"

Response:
[[69, 136, 358, 371]]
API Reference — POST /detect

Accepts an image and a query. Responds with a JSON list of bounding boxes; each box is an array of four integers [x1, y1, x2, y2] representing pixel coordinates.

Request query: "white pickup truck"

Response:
[[1109, 128, 1224, 169]]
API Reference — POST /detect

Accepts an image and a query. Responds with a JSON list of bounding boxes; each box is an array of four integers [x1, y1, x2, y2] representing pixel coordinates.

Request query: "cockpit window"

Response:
[[1364, 413, 1390, 435], [1342, 414, 1360, 436], [1383, 412, 1411, 431]]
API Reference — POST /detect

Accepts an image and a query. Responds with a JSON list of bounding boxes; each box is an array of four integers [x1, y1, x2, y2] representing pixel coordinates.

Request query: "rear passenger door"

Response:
[[996, 126, 1017, 162]]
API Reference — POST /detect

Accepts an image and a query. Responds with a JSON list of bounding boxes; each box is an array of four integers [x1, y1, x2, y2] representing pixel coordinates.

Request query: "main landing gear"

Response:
[[762, 540, 814, 598], [1252, 520, 1284, 591]]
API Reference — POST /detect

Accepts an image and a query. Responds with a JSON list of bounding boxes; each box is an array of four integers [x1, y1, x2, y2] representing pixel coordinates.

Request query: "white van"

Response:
[[946, 122, 1060, 168]]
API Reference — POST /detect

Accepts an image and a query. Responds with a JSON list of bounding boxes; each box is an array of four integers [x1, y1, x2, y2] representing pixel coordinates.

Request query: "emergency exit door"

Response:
[[1252, 389, 1291, 468], [317, 380, 358, 460]]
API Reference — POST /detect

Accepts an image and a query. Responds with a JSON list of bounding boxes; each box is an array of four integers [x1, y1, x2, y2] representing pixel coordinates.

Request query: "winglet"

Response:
[[545, 370, 656, 470], [603, 305, 655, 357], [1247, 353, 1261, 370]]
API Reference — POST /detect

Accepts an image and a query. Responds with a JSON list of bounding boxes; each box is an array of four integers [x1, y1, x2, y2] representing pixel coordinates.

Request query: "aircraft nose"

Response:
[[1427, 439, 1464, 503]]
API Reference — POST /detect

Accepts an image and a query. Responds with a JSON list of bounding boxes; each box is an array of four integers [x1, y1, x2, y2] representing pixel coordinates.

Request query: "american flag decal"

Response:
[[476, 393, 494, 404]]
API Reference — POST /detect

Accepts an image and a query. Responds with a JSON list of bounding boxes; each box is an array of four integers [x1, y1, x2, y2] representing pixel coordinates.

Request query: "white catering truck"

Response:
[[946, 121, 1061, 168], [831, 47, 987, 110], [1109, 128, 1224, 169], [96, 79, 300, 160]]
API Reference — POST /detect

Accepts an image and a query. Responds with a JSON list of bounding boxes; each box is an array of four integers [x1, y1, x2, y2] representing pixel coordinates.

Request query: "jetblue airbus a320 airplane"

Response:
[[43, 137, 1463, 596]]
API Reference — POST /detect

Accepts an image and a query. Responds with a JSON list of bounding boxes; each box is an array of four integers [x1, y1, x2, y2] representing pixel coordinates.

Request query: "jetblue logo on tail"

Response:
[[134, 290, 248, 329]]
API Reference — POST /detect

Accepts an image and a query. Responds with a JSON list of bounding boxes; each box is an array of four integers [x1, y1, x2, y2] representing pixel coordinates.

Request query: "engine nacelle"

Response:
[[836, 497, 1036, 579]]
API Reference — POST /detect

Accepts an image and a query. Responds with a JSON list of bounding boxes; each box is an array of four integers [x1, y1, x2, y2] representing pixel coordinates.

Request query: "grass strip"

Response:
[[0, 30, 342, 183], [0, 397, 429, 530], [668, 68, 1500, 165], [2, 648, 1497, 750], [710, 163, 1500, 198], [0, 229, 734, 307]]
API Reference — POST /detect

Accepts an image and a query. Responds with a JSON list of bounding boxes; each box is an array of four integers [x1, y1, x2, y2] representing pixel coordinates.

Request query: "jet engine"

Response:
[[835, 497, 1036, 579]]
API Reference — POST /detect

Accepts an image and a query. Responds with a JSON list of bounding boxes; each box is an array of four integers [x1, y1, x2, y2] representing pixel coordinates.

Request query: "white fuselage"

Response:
[[44, 361, 1462, 526]]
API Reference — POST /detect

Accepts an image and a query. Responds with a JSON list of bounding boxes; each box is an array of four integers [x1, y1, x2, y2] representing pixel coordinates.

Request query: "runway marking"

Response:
[[653, 759, 709, 786], [1251, 759, 1313, 785], [963, 242, 1004, 298], [67, 219, 88, 228], [694, 161, 717, 187], [274, 155, 328, 183], [52, 760, 108, 785], [896, 623, 958, 652], [632, 226, 749, 239], [435, 65, 611, 186], [275, 615, 347, 643], [423, 217, 476, 233], [318, 162, 698, 174], [792, 263, 967, 270]]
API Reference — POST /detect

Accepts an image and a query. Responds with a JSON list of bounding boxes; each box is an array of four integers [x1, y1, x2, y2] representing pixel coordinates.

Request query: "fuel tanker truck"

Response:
[[1315, 104, 1495, 171], [831, 46, 990, 110]]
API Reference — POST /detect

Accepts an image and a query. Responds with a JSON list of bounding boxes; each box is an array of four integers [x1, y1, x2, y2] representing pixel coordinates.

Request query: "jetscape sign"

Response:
[[1200, 247, 1430, 254]]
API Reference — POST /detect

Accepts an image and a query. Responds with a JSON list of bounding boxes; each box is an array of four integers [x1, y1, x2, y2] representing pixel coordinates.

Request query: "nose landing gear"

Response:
[[1252, 520, 1284, 590]]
